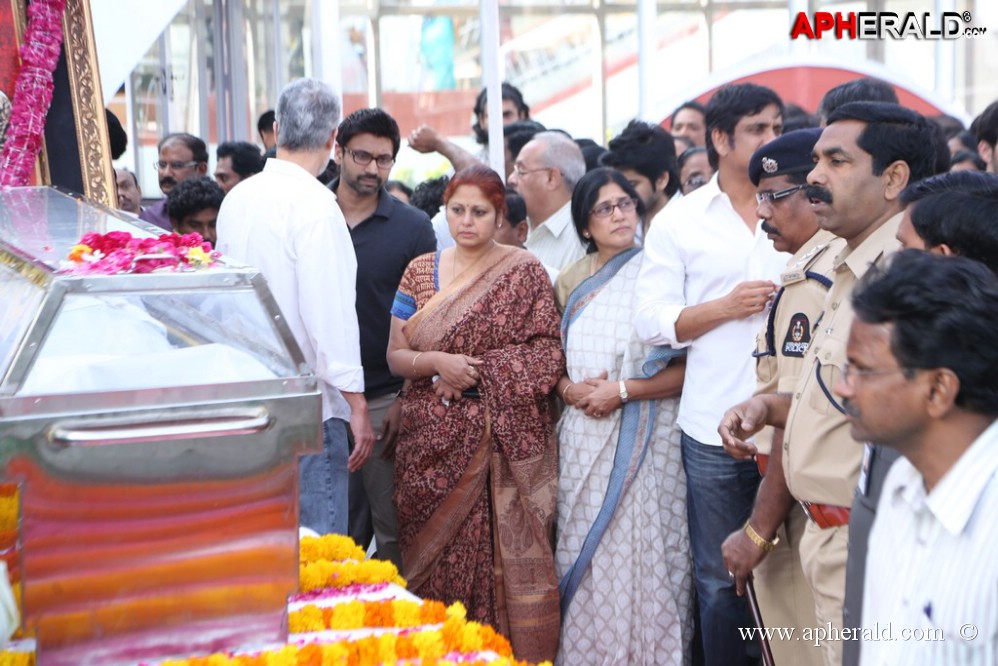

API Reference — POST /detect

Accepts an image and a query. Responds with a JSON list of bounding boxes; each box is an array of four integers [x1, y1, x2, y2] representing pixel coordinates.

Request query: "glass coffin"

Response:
[[0, 188, 322, 665]]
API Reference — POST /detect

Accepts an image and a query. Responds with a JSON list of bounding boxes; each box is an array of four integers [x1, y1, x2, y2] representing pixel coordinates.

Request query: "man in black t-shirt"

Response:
[[330, 108, 436, 568]]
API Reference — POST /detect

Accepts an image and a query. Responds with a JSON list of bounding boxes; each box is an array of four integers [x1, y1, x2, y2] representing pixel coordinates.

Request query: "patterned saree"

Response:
[[393, 246, 564, 662]]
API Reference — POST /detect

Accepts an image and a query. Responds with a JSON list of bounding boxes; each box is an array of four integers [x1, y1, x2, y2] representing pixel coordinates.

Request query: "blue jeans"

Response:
[[681, 431, 761, 666], [299, 418, 349, 535]]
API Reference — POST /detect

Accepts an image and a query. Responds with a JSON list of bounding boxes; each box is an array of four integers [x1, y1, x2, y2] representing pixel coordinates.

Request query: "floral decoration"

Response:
[[59, 231, 220, 275], [0, 0, 68, 188], [0, 534, 553, 666], [299, 535, 367, 566], [289, 599, 448, 633], [299, 558, 406, 592]]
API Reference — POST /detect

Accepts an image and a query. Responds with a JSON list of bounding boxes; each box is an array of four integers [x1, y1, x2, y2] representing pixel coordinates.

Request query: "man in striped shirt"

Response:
[[833, 250, 998, 666]]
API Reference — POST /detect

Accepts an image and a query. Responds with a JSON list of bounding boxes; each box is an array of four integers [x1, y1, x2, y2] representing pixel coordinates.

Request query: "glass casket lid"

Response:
[[0, 186, 167, 274], [0, 188, 311, 398]]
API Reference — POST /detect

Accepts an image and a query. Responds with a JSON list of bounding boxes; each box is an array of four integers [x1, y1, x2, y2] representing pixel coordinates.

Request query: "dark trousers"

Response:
[[681, 431, 762, 666]]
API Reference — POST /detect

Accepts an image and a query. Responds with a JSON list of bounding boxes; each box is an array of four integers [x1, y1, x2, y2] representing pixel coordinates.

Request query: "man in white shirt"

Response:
[[508, 131, 586, 274], [216, 78, 374, 536], [832, 251, 998, 666], [635, 82, 787, 665]]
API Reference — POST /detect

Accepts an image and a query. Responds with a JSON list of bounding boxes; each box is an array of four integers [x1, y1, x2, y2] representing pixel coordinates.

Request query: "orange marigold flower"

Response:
[[479, 624, 514, 656]]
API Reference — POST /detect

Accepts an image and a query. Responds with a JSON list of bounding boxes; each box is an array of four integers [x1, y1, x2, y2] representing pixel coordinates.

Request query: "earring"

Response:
[[497, 223, 503, 229], [583, 232, 591, 238]]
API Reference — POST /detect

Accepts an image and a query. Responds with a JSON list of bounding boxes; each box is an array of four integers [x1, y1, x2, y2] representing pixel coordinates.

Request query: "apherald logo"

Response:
[[790, 11, 987, 40]]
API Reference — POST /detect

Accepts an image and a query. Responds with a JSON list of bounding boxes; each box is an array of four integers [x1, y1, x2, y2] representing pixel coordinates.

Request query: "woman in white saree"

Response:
[[553, 168, 693, 665]]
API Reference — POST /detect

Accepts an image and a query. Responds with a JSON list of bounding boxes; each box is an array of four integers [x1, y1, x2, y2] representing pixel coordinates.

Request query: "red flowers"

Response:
[[61, 231, 221, 275]]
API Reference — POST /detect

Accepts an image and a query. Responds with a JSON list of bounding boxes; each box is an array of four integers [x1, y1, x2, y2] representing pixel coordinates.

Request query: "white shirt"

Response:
[[216, 158, 364, 421], [634, 173, 788, 445], [525, 200, 586, 273], [431, 206, 454, 250], [861, 420, 998, 666]]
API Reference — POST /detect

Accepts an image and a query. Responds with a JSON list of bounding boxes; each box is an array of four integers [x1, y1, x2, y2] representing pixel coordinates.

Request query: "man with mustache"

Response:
[[329, 108, 436, 570], [140, 133, 209, 231], [721, 128, 843, 666], [833, 251, 998, 665], [719, 102, 938, 665]]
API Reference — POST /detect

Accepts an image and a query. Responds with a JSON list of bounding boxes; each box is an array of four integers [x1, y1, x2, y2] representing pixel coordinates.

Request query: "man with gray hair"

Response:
[[216, 78, 374, 536], [508, 131, 586, 273]]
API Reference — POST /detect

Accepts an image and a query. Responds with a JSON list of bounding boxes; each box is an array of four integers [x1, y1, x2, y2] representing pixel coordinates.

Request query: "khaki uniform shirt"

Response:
[[753, 230, 843, 455], [783, 214, 902, 505]]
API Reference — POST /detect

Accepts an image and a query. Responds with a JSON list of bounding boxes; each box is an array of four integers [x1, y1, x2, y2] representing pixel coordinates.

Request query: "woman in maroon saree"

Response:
[[387, 165, 563, 662]]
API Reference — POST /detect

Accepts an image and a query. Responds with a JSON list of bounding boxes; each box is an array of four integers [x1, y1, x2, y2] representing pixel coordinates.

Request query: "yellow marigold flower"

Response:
[[67, 244, 92, 262], [288, 605, 323, 633], [444, 601, 466, 620], [394, 599, 423, 627], [374, 633, 396, 664], [299, 535, 365, 565], [329, 600, 364, 629], [411, 628, 446, 660], [185, 246, 212, 266], [441, 615, 463, 650], [458, 622, 486, 653], [262, 645, 297, 666], [0, 651, 34, 666]]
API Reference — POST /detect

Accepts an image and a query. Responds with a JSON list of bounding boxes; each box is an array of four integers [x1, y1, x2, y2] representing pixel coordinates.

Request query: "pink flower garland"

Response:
[[0, 0, 68, 187], [60, 231, 221, 275]]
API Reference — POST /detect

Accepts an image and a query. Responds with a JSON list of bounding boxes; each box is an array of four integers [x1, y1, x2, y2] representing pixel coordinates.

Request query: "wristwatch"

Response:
[[744, 521, 780, 553], [618, 379, 629, 404]]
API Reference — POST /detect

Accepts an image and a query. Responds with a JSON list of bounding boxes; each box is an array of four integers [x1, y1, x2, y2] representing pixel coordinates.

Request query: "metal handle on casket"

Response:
[[46, 407, 272, 447]]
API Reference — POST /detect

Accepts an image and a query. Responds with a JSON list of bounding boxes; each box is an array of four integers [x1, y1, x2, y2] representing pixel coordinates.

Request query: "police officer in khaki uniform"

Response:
[[719, 102, 939, 666], [721, 129, 841, 666]]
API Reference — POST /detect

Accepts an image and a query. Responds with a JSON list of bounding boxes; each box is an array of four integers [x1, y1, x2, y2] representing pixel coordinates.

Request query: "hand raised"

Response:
[[408, 124, 442, 154], [724, 280, 777, 320]]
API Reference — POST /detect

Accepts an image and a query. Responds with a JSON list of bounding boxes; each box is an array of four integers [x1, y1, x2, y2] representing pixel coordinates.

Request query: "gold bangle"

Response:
[[411, 352, 424, 375], [744, 521, 779, 553], [560, 382, 573, 400]]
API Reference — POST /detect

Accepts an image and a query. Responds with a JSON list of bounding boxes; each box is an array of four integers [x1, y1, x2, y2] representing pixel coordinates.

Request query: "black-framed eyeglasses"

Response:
[[841, 362, 914, 385], [154, 160, 201, 172], [591, 196, 638, 219], [755, 184, 806, 205], [343, 146, 395, 169]]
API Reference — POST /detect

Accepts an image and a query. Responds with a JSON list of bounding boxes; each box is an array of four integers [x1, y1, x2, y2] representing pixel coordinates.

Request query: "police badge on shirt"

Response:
[[782, 312, 811, 357]]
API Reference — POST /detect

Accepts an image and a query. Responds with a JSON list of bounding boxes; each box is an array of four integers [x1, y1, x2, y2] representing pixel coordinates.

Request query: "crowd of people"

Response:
[[112, 75, 998, 666]]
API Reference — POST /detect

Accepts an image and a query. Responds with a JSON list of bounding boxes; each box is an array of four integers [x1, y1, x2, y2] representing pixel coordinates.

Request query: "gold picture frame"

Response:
[[62, 0, 113, 206]]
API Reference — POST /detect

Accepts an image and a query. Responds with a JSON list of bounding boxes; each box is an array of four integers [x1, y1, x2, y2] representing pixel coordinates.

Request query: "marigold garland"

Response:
[[0, 651, 33, 666], [299, 558, 406, 592], [0, 534, 555, 666], [299, 534, 366, 566], [289, 599, 449, 633], [155, 618, 545, 666]]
